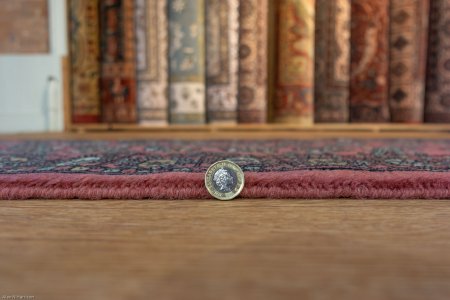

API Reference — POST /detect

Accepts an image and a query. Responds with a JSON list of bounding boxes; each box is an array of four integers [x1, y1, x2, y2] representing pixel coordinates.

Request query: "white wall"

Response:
[[0, 0, 67, 133]]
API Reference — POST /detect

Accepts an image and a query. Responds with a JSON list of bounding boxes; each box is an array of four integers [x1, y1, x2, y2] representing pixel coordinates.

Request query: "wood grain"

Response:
[[65, 123, 450, 133], [1, 131, 450, 141], [0, 200, 449, 300]]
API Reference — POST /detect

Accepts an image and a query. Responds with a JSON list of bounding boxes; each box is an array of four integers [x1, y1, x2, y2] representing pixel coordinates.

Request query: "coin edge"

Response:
[[204, 160, 245, 200]]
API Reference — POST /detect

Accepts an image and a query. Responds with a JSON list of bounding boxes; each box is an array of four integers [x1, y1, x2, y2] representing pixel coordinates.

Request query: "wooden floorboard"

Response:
[[1, 131, 450, 140], [0, 200, 449, 300]]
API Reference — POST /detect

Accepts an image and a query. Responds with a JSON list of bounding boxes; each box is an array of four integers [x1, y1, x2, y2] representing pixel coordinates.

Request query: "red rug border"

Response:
[[0, 170, 449, 199]]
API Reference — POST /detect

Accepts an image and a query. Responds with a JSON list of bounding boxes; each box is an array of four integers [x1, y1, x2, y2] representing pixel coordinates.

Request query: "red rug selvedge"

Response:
[[0, 139, 449, 199], [0, 170, 449, 199]]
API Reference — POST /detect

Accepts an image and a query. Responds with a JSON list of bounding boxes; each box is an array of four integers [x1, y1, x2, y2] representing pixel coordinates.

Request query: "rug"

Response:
[[0, 139, 449, 199]]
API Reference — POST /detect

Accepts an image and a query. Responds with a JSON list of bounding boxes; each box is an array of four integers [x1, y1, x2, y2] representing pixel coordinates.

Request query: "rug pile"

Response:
[[0, 139, 449, 199]]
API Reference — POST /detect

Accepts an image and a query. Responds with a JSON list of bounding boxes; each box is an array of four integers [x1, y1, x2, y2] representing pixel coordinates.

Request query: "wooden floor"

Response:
[[1, 200, 450, 300], [0, 132, 449, 300]]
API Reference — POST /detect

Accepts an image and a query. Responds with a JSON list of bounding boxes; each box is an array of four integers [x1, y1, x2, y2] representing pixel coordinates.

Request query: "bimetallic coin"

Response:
[[205, 160, 244, 200]]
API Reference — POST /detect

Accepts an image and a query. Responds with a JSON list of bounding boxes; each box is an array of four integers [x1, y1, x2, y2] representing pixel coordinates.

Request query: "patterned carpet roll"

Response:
[[237, 0, 269, 123], [314, 0, 350, 123], [273, 0, 315, 125], [69, 0, 101, 123], [350, 0, 390, 122], [135, 0, 169, 124], [425, 0, 450, 123], [389, 0, 429, 123], [99, 0, 138, 123]]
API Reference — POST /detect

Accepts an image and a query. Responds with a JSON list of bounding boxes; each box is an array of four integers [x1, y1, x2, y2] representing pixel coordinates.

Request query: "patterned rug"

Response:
[[0, 139, 449, 199]]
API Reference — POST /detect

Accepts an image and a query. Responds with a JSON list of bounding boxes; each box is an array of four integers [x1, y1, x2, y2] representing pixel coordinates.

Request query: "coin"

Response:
[[205, 160, 245, 200]]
